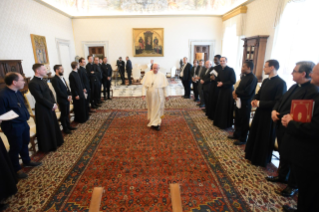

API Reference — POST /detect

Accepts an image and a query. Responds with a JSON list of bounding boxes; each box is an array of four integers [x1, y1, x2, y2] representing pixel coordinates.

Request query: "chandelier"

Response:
[[121, 0, 168, 13]]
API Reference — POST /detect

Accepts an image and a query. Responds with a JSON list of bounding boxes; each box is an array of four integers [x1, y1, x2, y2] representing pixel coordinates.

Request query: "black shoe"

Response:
[[89, 109, 96, 113], [104, 97, 107, 100], [227, 135, 238, 139], [63, 129, 72, 134], [69, 126, 77, 130], [155, 125, 160, 131], [24, 161, 42, 167], [91, 105, 97, 109], [275, 186, 298, 197], [202, 109, 206, 112], [265, 176, 288, 184], [0, 204, 9, 211], [282, 205, 297, 212], [17, 172, 28, 179], [199, 105, 205, 108], [194, 99, 199, 102], [107, 98, 112, 100], [234, 141, 246, 145]]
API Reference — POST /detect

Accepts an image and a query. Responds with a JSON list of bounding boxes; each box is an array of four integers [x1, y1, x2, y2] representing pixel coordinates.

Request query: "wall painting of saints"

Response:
[[30, 34, 50, 65], [133, 28, 164, 57]]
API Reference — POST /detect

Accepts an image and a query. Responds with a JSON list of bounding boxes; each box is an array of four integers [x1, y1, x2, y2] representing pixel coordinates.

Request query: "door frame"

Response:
[[82, 41, 109, 61], [56, 38, 72, 65], [189, 40, 215, 63]]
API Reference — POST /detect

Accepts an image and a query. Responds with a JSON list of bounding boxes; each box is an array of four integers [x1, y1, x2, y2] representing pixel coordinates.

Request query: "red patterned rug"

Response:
[[44, 110, 251, 211]]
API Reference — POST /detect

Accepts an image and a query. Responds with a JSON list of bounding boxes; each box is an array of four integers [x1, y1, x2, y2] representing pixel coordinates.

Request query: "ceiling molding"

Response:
[[72, 14, 221, 19], [222, 6, 247, 21], [33, 0, 71, 18]]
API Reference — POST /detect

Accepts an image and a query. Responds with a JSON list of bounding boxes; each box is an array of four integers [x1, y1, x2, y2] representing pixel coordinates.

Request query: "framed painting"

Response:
[[133, 28, 164, 57], [30, 34, 50, 65]]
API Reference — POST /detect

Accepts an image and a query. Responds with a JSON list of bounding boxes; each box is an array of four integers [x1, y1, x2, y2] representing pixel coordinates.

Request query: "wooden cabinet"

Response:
[[242, 36, 269, 82], [0, 60, 30, 93]]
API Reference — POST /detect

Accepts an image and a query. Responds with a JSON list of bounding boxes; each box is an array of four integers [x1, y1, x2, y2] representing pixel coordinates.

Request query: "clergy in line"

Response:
[[69, 61, 88, 123], [29, 64, 64, 152], [141, 63, 169, 131]]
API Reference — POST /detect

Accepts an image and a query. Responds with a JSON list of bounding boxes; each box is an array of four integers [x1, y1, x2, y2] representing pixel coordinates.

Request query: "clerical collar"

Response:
[[298, 81, 310, 87], [81, 66, 85, 68], [269, 75, 278, 80], [243, 72, 253, 77], [34, 75, 43, 80], [72, 69, 78, 72], [6, 86, 18, 93]]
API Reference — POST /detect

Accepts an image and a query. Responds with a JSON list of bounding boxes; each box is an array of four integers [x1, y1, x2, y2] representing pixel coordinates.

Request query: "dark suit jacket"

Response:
[[126, 60, 132, 71], [190, 66, 200, 79], [201, 67, 213, 91], [93, 64, 102, 81], [180, 63, 193, 81], [51, 75, 71, 105], [101, 63, 113, 80], [286, 92, 319, 171], [78, 66, 90, 91], [117, 60, 125, 71]]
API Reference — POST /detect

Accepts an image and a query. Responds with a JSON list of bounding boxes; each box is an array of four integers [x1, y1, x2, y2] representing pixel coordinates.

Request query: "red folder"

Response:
[[290, 100, 314, 123]]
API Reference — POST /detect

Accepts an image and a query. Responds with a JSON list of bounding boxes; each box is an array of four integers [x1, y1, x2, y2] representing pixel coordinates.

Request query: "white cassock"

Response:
[[141, 71, 169, 127]]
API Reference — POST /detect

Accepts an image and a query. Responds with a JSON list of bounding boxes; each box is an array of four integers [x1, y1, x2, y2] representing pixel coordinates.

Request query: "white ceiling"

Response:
[[38, 0, 250, 17]]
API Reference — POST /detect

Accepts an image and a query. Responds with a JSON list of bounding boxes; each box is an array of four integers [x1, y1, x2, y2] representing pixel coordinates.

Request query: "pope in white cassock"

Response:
[[142, 64, 169, 131]]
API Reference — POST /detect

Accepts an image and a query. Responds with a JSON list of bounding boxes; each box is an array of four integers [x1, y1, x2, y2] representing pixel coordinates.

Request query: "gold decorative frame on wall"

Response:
[[133, 28, 164, 57], [30, 34, 50, 66]]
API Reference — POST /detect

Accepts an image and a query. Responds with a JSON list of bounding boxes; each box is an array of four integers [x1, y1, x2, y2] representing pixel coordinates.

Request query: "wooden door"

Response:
[[194, 45, 210, 61], [89, 46, 105, 59]]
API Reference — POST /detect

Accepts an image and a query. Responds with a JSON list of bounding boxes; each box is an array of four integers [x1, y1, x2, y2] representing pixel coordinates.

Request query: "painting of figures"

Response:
[[133, 28, 164, 57], [30, 34, 50, 65]]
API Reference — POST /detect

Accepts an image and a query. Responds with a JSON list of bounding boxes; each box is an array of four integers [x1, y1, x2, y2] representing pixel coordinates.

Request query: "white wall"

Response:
[[0, 0, 76, 77], [72, 16, 222, 73]]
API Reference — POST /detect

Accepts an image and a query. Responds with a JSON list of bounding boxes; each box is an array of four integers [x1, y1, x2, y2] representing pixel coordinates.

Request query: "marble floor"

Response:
[[111, 78, 184, 97]]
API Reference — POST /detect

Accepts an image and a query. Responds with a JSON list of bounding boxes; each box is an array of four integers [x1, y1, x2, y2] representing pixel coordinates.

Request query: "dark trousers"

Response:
[[58, 101, 70, 131], [233, 101, 251, 142], [127, 69, 132, 84], [277, 124, 297, 187], [203, 89, 210, 110], [90, 79, 99, 106], [181, 79, 191, 97], [192, 82, 199, 100], [198, 83, 204, 105], [294, 165, 319, 212], [85, 88, 91, 111], [102, 79, 111, 99], [119, 68, 125, 84], [3, 122, 31, 172], [98, 79, 102, 101]]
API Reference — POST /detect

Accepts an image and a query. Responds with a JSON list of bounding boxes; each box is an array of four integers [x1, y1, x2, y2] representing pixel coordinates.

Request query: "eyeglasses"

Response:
[[292, 70, 302, 74]]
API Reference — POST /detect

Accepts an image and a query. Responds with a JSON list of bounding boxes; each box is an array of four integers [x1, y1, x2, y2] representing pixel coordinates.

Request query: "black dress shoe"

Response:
[[63, 129, 72, 134], [227, 135, 238, 139], [194, 99, 199, 102], [234, 141, 246, 145], [69, 126, 77, 130], [104, 97, 107, 100], [0, 203, 9, 211], [265, 176, 288, 184], [282, 205, 297, 212], [275, 186, 298, 197], [24, 161, 42, 167], [155, 125, 160, 131], [17, 172, 28, 179], [107, 98, 112, 100]]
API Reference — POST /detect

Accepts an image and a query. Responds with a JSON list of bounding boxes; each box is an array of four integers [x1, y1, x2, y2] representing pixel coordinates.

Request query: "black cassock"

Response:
[[245, 76, 287, 167], [69, 71, 88, 123], [213, 66, 236, 129], [206, 65, 222, 120], [78, 66, 91, 112], [0, 137, 17, 201], [29, 77, 64, 152]]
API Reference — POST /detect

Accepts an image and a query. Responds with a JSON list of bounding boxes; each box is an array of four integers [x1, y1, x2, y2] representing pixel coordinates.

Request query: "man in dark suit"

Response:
[[93, 57, 103, 103], [179, 57, 193, 98], [126, 56, 132, 85], [266, 61, 318, 198], [101, 57, 113, 100], [200, 60, 213, 110], [86, 55, 100, 108], [78, 57, 94, 112], [51, 65, 75, 134], [280, 63, 319, 212], [116, 57, 125, 85], [190, 60, 199, 101]]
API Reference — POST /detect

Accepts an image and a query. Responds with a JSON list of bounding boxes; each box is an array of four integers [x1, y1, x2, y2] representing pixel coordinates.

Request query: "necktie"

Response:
[[62, 77, 70, 92]]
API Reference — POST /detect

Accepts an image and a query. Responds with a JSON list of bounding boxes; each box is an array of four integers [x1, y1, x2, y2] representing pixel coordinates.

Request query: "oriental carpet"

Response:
[[2, 97, 297, 212]]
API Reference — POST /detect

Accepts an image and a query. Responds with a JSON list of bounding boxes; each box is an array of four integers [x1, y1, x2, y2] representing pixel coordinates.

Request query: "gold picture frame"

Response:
[[133, 28, 164, 57], [30, 34, 50, 65]]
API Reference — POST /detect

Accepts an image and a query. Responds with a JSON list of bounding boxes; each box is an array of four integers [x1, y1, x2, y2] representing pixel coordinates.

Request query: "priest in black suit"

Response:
[[213, 57, 236, 129], [190, 60, 199, 101], [51, 65, 75, 134], [245, 60, 287, 167], [229, 61, 257, 145], [126, 56, 132, 85], [281, 64, 319, 212], [180, 57, 193, 99], [206, 55, 222, 119], [93, 57, 103, 104], [200, 60, 214, 112], [86, 55, 100, 109], [101, 57, 113, 100], [29, 64, 64, 152], [266, 61, 318, 198], [69, 61, 88, 123], [79, 57, 93, 112], [116, 57, 125, 85]]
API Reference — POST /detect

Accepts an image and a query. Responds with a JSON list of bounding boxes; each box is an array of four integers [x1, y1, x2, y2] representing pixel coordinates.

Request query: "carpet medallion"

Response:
[[44, 110, 250, 212]]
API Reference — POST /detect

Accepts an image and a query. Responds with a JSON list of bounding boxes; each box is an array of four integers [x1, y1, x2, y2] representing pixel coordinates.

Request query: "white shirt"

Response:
[[180, 64, 187, 77]]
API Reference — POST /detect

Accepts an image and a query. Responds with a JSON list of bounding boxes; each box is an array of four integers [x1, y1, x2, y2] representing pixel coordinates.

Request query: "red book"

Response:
[[290, 100, 315, 123]]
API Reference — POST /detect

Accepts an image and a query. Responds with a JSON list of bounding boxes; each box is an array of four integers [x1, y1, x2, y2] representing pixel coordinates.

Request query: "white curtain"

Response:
[[222, 14, 245, 79], [271, 0, 319, 88]]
